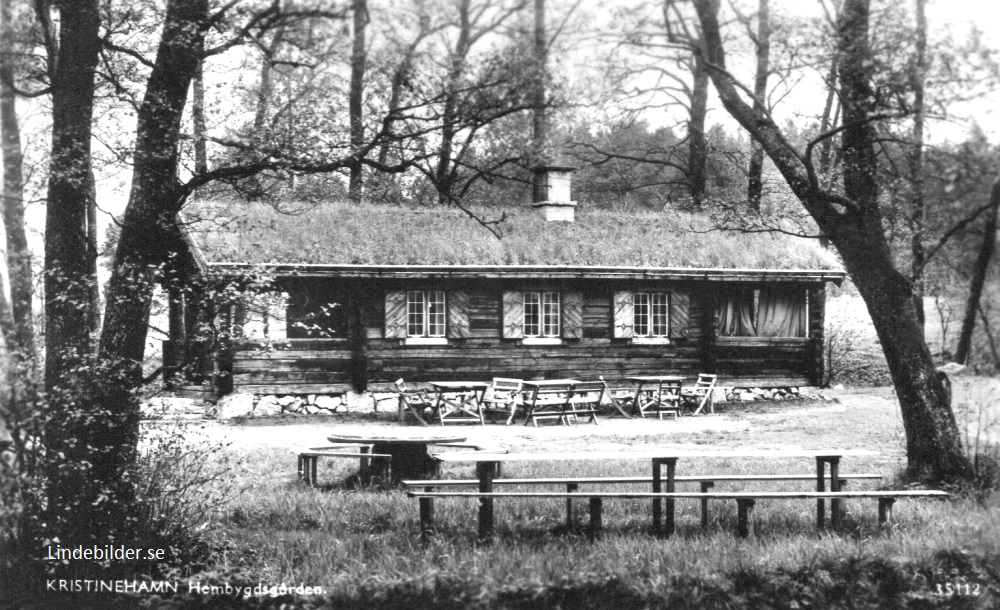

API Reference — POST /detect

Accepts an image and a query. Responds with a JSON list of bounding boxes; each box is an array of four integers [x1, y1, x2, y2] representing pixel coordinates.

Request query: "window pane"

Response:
[[651, 293, 669, 337], [427, 291, 446, 337], [524, 292, 540, 337], [634, 293, 649, 337], [407, 291, 424, 337], [542, 292, 560, 337]]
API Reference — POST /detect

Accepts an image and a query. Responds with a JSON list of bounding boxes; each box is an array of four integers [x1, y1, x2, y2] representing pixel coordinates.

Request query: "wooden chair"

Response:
[[634, 379, 681, 419], [395, 378, 435, 426], [481, 378, 524, 425], [598, 376, 634, 418], [680, 374, 718, 415]]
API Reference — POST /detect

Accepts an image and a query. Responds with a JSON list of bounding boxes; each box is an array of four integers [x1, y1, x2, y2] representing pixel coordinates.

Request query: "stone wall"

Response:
[[212, 391, 389, 419]]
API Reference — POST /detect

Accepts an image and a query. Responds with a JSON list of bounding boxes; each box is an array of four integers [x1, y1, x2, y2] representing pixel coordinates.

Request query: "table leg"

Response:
[[665, 458, 676, 537], [477, 461, 497, 542], [652, 457, 677, 537], [419, 486, 435, 545]]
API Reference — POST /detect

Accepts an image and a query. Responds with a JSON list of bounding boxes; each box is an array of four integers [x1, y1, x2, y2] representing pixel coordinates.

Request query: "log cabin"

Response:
[[167, 166, 845, 398]]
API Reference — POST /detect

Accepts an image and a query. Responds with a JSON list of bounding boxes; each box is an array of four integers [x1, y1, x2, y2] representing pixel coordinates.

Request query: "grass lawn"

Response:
[[131, 380, 1000, 609]]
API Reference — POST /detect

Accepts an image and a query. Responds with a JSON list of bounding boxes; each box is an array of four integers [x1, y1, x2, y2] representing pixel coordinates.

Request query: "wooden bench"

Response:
[[292, 446, 391, 487], [403, 474, 883, 530], [406, 489, 948, 541]]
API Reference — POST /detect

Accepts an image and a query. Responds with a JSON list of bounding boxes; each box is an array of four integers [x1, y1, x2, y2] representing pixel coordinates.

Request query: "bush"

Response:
[[132, 421, 244, 575]]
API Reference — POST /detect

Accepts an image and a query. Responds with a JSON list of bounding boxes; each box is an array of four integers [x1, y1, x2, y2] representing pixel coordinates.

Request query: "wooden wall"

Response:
[[228, 278, 825, 395]]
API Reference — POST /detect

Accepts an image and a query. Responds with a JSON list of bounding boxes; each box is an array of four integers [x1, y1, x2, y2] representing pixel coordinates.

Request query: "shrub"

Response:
[[131, 421, 244, 575]]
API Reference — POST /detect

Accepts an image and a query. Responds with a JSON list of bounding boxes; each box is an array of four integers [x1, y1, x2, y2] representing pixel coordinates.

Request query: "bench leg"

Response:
[[736, 499, 755, 538], [477, 462, 496, 542], [829, 458, 841, 531], [700, 481, 714, 528], [297, 455, 304, 482], [419, 495, 435, 545], [588, 497, 603, 541], [566, 483, 579, 529], [878, 497, 895, 532], [816, 458, 826, 528]]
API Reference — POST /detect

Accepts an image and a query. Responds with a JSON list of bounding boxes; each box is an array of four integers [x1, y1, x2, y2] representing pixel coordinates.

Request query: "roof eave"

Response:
[[204, 263, 847, 284]]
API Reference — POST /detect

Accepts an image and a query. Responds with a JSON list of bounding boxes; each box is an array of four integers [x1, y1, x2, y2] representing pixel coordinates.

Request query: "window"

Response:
[[716, 286, 807, 337], [524, 291, 560, 337], [633, 292, 669, 337], [407, 290, 446, 337]]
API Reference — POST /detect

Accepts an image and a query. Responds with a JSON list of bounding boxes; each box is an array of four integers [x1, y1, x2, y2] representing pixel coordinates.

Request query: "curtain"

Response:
[[717, 287, 757, 336], [756, 286, 806, 337]]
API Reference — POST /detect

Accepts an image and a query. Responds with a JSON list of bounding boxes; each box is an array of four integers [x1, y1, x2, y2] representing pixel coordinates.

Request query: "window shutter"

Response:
[[613, 292, 634, 338], [384, 290, 407, 338], [562, 291, 583, 338], [669, 288, 690, 338], [502, 291, 524, 338], [447, 290, 470, 338]]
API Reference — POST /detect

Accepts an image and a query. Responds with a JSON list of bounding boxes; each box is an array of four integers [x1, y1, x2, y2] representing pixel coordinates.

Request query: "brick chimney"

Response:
[[531, 163, 577, 222]]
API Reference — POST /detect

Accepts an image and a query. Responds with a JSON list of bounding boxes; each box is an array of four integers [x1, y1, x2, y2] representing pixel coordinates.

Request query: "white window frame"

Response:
[[632, 292, 671, 344], [524, 291, 560, 339], [405, 290, 447, 342]]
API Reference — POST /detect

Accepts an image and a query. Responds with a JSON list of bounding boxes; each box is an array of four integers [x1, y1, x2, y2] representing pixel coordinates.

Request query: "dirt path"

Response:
[[146, 385, 921, 461]]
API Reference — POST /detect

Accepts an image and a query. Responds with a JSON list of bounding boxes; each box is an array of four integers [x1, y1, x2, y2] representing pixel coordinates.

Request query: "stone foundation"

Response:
[[210, 391, 393, 419]]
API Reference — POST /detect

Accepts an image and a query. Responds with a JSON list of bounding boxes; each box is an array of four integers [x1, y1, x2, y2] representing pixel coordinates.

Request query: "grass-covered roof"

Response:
[[181, 200, 842, 270]]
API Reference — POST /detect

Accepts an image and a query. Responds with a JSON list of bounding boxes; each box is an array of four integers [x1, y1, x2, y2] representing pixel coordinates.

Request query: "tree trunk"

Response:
[[193, 58, 208, 174], [746, 0, 770, 210], [693, 0, 972, 483], [44, 0, 99, 389], [954, 177, 1000, 364], [348, 0, 367, 203], [908, 0, 928, 327], [87, 168, 100, 338], [97, 0, 209, 489], [532, 0, 548, 161], [688, 47, 710, 208], [436, 0, 471, 205], [0, 0, 34, 354]]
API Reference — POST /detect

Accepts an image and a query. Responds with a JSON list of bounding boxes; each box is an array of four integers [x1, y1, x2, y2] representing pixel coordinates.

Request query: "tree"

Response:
[[954, 176, 1000, 364], [0, 0, 33, 354], [746, 0, 769, 210], [348, 0, 368, 202], [692, 0, 972, 482]]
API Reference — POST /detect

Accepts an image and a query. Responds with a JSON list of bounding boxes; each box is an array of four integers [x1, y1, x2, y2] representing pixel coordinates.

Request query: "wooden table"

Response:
[[327, 432, 466, 487], [522, 379, 581, 425], [428, 381, 489, 425], [431, 449, 877, 539], [626, 376, 686, 418]]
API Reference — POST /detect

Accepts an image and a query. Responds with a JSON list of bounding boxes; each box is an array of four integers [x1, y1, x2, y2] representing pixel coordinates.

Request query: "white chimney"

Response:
[[531, 164, 577, 222]]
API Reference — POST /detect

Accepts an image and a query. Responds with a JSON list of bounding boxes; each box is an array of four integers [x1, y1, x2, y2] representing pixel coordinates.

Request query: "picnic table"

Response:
[[625, 376, 687, 418], [327, 431, 466, 486], [428, 381, 489, 425], [430, 448, 877, 538], [522, 379, 581, 426]]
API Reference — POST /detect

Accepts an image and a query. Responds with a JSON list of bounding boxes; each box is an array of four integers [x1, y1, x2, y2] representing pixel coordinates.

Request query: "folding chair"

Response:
[[680, 374, 719, 415], [480, 378, 524, 425], [395, 378, 435, 426]]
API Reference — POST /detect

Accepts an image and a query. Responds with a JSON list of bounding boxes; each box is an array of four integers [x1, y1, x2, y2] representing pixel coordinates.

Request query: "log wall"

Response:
[[228, 278, 825, 394]]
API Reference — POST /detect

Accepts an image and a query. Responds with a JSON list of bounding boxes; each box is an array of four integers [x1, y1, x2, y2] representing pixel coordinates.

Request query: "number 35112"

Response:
[[936, 583, 980, 596]]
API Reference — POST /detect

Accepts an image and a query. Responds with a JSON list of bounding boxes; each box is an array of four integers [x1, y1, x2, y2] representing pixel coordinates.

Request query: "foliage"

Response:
[[132, 421, 244, 575], [184, 199, 842, 269], [823, 296, 893, 387]]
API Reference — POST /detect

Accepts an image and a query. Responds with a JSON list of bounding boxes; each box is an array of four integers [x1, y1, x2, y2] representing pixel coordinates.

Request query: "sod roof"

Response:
[[180, 200, 843, 271]]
